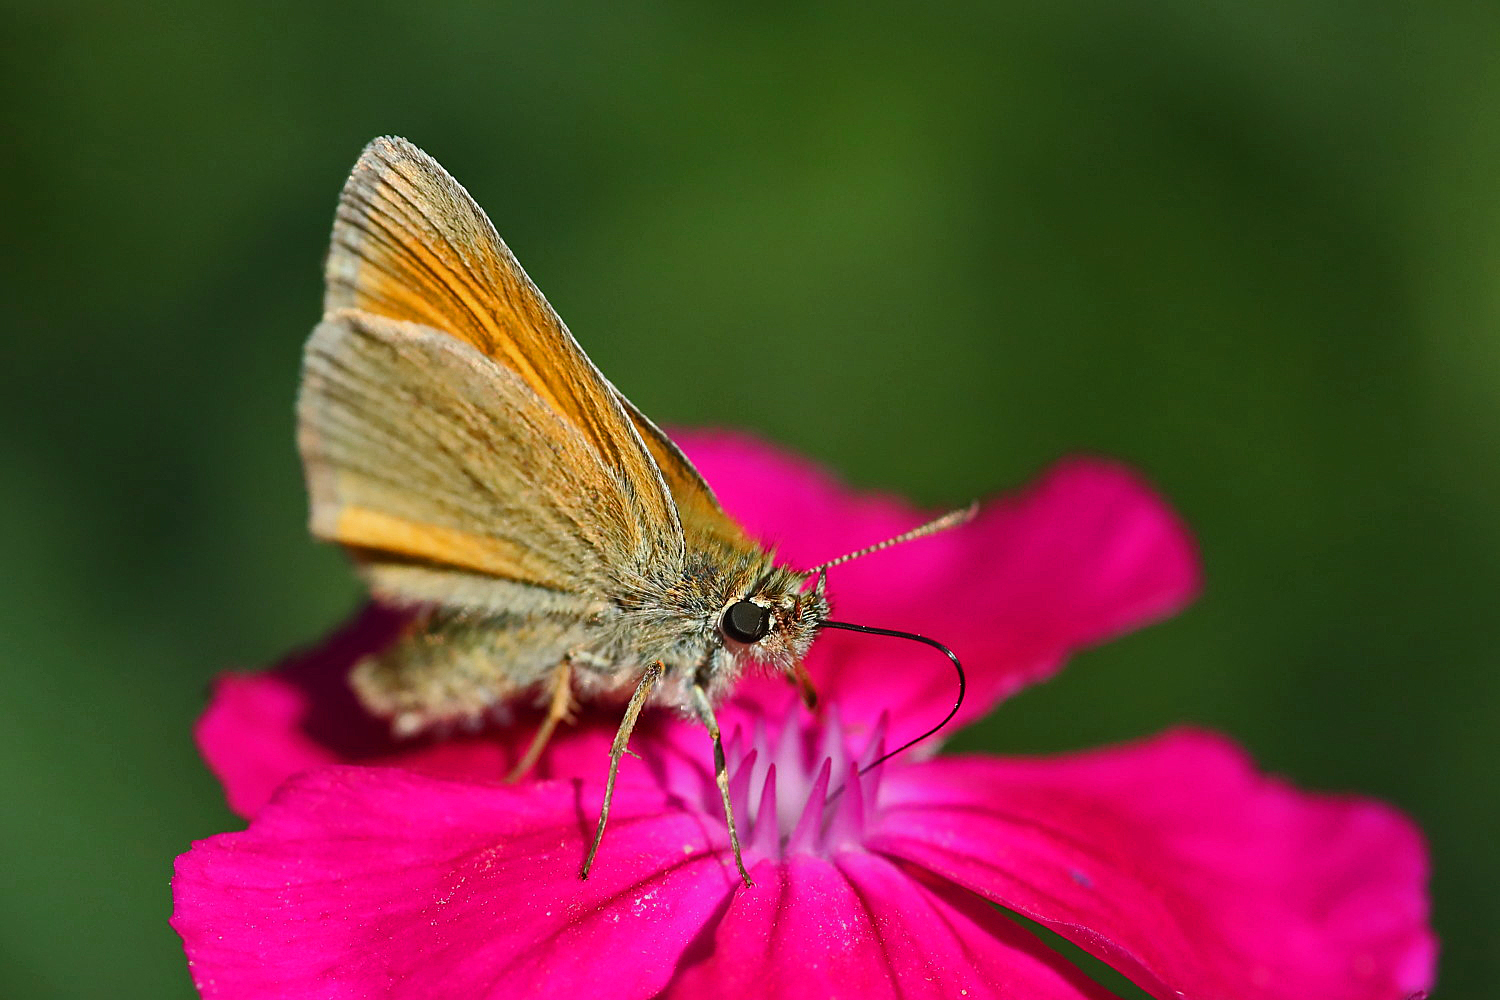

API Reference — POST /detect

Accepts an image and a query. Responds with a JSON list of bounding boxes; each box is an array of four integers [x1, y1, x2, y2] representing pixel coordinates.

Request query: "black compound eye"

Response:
[[722, 600, 772, 644]]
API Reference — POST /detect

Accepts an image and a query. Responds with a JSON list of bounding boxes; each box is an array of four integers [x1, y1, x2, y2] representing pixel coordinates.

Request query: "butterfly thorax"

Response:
[[602, 541, 829, 711]]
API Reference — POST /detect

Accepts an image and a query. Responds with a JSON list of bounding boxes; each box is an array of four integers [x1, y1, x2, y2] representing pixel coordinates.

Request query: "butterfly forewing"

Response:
[[322, 136, 683, 561], [325, 136, 763, 562]]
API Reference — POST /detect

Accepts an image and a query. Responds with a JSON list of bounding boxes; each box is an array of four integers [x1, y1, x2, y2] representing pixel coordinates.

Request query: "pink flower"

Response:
[[172, 433, 1436, 999]]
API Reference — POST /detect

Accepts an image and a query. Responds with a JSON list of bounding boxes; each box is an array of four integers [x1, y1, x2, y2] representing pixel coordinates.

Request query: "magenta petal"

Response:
[[198, 670, 345, 817], [196, 605, 410, 816], [665, 852, 1121, 999], [870, 728, 1436, 1000], [172, 767, 740, 1000], [681, 431, 1199, 730]]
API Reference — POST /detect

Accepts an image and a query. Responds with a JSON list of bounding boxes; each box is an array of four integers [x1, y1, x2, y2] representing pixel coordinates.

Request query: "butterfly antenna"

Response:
[[808, 502, 978, 575], [818, 620, 966, 774]]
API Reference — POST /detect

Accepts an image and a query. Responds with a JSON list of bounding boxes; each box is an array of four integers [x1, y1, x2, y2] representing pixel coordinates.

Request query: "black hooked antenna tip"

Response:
[[818, 620, 966, 774]]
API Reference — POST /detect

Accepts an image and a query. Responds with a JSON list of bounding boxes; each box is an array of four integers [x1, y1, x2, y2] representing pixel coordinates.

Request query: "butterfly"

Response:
[[297, 136, 970, 885]]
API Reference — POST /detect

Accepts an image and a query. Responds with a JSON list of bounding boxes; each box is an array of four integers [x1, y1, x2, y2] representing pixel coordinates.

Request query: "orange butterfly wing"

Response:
[[322, 137, 754, 560]]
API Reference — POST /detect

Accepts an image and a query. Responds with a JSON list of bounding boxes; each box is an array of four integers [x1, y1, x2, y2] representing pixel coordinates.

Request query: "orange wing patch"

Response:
[[326, 507, 573, 592]]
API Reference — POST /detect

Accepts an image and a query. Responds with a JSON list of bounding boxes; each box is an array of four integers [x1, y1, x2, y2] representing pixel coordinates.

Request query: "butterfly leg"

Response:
[[690, 683, 754, 888], [505, 660, 575, 782], [580, 661, 663, 880]]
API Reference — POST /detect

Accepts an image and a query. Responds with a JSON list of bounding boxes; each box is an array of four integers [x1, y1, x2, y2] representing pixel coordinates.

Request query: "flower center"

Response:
[[696, 708, 889, 863]]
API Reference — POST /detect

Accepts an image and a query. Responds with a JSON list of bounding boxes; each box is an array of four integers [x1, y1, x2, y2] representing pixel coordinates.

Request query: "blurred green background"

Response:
[[2, 1, 1495, 996]]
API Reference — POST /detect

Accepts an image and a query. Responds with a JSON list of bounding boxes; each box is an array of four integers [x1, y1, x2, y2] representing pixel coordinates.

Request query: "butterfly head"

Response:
[[714, 565, 828, 677]]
